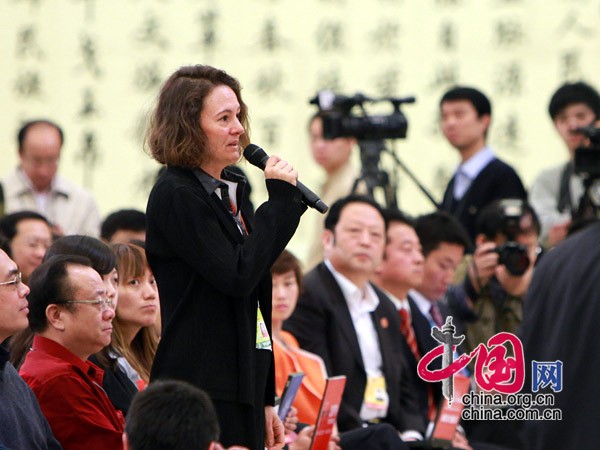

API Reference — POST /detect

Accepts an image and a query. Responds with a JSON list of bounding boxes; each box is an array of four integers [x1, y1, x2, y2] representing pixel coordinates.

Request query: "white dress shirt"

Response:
[[453, 146, 495, 200]]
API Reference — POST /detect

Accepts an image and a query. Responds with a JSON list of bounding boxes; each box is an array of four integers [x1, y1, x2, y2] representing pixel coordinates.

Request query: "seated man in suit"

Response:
[[409, 212, 471, 410], [439, 86, 527, 242], [284, 195, 425, 440], [0, 247, 61, 450], [19, 254, 125, 449]]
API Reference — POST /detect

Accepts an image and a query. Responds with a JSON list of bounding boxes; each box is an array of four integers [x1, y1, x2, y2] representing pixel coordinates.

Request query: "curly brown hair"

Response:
[[145, 65, 250, 168]]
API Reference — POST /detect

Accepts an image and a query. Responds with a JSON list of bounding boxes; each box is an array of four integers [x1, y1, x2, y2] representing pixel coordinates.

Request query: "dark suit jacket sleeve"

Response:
[[152, 178, 305, 297]]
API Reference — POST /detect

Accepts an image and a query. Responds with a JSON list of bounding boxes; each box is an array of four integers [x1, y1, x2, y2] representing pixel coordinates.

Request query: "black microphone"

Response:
[[243, 144, 329, 214]]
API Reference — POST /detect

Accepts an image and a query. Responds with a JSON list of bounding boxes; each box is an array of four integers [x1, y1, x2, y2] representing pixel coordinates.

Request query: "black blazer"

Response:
[[146, 166, 305, 406], [441, 157, 527, 242], [284, 263, 424, 434]]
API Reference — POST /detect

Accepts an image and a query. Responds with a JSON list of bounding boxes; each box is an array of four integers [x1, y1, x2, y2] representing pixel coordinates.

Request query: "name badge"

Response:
[[364, 375, 388, 410], [256, 305, 272, 351]]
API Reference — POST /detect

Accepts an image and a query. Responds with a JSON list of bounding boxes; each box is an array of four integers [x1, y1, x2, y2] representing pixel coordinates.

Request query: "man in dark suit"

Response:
[[408, 212, 471, 418], [284, 195, 425, 439], [439, 86, 527, 242]]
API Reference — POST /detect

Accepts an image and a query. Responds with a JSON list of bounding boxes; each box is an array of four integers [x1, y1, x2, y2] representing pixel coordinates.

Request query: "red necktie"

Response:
[[399, 308, 420, 361], [429, 303, 444, 328]]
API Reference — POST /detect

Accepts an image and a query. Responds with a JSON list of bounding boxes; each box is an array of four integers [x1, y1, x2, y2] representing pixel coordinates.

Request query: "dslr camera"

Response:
[[493, 199, 530, 276], [310, 90, 414, 140], [574, 125, 600, 178]]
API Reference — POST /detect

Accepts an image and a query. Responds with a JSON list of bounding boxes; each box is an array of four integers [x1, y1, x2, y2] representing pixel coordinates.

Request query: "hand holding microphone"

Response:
[[243, 144, 329, 214]]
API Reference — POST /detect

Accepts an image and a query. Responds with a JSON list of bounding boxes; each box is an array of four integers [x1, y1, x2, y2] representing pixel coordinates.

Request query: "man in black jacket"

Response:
[[284, 195, 425, 439], [439, 86, 527, 242]]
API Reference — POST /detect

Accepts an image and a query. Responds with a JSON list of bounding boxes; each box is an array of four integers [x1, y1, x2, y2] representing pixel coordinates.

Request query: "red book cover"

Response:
[[431, 374, 471, 446], [309, 376, 347, 450]]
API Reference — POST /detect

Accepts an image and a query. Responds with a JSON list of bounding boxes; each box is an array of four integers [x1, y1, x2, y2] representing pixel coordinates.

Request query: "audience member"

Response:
[[272, 249, 410, 450], [110, 242, 159, 386], [0, 247, 62, 449], [2, 119, 101, 237], [145, 64, 303, 450], [439, 87, 526, 242], [284, 195, 425, 438], [410, 212, 471, 412], [371, 209, 429, 420], [0, 210, 53, 284], [529, 81, 600, 247], [19, 254, 124, 449], [124, 379, 244, 450], [305, 112, 359, 270], [101, 209, 147, 244], [33, 235, 138, 415]]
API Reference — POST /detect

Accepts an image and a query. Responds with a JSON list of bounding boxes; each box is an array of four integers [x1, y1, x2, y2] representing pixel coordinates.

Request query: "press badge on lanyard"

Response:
[[364, 375, 388, 410], [256, 303, 272, 350]]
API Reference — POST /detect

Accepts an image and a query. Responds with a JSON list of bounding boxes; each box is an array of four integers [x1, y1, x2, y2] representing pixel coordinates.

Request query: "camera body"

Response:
[[311, 90, 413, 141], [492, 199, 530, 276], [494, 241, 530, 276], [574, 126, 600, 178]]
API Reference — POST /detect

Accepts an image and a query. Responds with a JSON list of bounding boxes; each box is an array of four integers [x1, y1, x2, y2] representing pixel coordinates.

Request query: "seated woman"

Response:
[[110, 242, 160, 388], [271, 250, 327, 425]]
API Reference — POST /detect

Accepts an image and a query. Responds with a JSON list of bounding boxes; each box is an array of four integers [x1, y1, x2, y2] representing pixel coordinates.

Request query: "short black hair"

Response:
[[476, 199, 541, 241], [45, 235, 116, 276], [382, 208, 415, 228], [100, 209, 146, 242], [414, 211, 472, 257], [0, 211, 51, 244], [548, 81, 600, 120], [324, 194, 385, 231], [27, 254, 92, 333], [17, 119, 64, 153], [125, 380, 220, 450], [440, 86, 492, 117]]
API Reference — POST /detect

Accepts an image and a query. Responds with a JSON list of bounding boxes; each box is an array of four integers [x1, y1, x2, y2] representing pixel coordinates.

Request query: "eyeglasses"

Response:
[[54, 298, 115, 311], [0, 272, 22, 288]]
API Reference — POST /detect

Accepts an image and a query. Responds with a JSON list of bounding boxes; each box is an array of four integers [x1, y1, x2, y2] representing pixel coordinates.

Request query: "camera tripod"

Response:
[[351, 139, 440, 210]]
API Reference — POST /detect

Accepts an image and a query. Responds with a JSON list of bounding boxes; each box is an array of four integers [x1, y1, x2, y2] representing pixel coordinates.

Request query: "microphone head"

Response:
[[243, 144, 269, 170]]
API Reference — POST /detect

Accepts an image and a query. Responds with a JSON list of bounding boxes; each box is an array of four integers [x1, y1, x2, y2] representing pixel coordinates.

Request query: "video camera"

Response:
[[310, 90, 414, 140], [493, 199, 530, 276]]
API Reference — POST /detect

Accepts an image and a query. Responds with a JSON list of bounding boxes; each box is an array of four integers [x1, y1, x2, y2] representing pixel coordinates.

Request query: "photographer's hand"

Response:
[[495, 263, 532, 297], [468, 242, 499, 292]]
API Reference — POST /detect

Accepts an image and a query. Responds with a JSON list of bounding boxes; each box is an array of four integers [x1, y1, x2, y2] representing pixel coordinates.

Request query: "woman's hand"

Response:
[[265, 405, 286, 450], [284, 406, 299, 433], [264, 155, 298, 186]]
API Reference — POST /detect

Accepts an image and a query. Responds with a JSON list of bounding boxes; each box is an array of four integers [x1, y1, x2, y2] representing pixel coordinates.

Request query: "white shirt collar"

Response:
[[379, 288, 409, 313], [456, 146, 495, 180], [408, 288, 434, 317], [324, 259, 379, 315]]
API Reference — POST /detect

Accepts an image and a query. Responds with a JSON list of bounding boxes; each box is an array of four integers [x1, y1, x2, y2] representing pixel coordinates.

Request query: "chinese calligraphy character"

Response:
[[15, 25, 43, 59], [494, 62, 522, 96], [196, 9, 219, 51], [369, 21, 400, 51], [494, 19, 525, 47], [135, 14, 170, 49], [133, 62, 163, 92], [13, 71, 42, 98], [315, 21, 344, 52]]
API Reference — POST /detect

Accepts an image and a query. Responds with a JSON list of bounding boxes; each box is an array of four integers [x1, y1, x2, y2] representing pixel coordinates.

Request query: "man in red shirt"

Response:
[[20, 254, 124, 450]]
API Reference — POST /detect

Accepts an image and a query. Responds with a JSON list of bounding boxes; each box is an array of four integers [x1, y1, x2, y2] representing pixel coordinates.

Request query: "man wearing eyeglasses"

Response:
[[19, 254, 124, 450], [0, 248, 62, 449]]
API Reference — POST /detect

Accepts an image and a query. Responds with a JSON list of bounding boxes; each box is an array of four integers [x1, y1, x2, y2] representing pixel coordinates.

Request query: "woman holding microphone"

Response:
[[145, 65, 306, 450]]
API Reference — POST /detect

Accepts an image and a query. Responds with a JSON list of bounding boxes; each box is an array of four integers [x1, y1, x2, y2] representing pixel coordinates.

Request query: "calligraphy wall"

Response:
[[1, 0, 599, 260]]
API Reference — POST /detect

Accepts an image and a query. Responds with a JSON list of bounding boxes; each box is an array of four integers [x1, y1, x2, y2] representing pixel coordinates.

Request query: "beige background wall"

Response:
[[1, 0, 599, 262]]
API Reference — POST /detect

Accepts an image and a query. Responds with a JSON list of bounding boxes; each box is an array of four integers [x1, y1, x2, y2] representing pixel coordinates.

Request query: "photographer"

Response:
[[447, 199, 542, 355], [530, 81, 600, 248]]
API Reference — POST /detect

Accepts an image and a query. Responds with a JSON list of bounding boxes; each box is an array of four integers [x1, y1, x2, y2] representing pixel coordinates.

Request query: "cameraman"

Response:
[[447, 199, 542, 355], [530, 81, 600, 248]]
